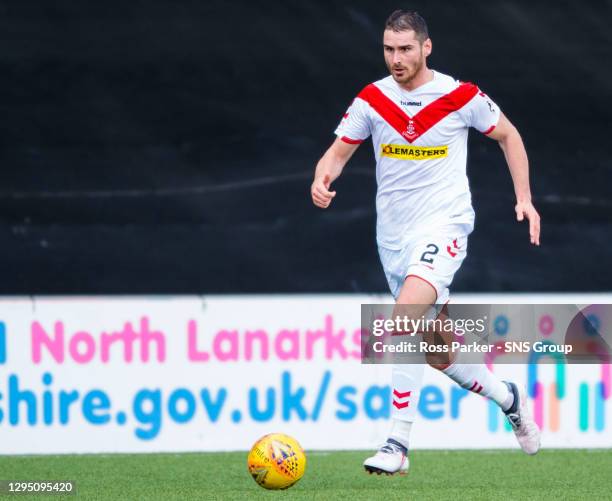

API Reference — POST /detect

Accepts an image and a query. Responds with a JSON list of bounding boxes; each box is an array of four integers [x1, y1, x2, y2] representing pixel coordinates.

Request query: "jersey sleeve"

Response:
[[461, 88, 501, 135], [334, 96, 371, 144]]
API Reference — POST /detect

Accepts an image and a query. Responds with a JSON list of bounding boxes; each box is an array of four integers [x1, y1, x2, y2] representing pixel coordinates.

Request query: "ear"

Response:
[[423, 38, 432, 57]]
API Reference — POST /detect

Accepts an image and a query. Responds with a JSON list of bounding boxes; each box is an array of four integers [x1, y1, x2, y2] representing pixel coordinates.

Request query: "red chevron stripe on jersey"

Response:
[[357, 82, 479, 143]]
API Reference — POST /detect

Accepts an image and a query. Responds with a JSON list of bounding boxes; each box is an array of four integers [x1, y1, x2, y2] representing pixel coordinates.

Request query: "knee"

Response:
[[427, 360, 451, 371], [425, 353, 455, 371]]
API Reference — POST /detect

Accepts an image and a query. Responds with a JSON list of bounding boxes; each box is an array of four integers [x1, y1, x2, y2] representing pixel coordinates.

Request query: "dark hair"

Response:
[[384, 10, 429, 43]]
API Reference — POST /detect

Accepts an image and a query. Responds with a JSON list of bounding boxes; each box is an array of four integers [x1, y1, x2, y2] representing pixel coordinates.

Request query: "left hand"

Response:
[[515, 200, 541, 246]]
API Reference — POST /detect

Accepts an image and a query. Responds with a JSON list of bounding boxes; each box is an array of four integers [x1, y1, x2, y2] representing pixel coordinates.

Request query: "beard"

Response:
[[389, 54, 425, 85]]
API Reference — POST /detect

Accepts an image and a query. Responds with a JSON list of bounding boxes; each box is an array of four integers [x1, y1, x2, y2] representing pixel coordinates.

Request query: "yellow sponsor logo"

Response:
[[381, 144, 448, 160]]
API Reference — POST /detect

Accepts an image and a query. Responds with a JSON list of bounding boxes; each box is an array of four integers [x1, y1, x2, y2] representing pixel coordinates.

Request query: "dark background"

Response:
[[0, 0, 610, 294]]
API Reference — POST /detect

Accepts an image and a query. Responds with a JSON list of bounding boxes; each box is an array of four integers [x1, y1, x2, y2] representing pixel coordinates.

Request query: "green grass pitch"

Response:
[[1, 449, 610, 500]]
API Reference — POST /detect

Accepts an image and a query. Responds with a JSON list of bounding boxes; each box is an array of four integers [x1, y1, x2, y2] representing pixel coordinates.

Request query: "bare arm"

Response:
[[487, 113, 541, 246], [311, 137, 360, 209]]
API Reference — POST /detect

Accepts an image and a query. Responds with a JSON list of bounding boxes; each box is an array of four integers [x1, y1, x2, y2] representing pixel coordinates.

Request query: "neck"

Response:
[[399, 67, 434, 92]]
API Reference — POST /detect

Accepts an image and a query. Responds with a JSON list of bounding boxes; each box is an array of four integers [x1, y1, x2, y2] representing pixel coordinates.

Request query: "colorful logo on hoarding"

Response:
[[486, 311, 609, 433]]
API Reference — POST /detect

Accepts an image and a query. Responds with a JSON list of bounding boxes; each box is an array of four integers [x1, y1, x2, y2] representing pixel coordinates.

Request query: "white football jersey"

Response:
[[334, 70, 500, 250]]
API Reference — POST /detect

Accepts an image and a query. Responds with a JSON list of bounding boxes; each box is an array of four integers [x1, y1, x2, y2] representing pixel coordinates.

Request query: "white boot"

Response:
[[505, 381, 541, 455], [363, 439, 409, 475]]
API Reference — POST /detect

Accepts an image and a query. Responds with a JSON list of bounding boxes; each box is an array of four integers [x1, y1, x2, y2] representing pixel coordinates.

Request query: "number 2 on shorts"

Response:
[[419, 243, 439, 264]]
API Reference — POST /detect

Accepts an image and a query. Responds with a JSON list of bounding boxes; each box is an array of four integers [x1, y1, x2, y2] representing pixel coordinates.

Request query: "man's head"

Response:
[[383, 10, 432, 86]]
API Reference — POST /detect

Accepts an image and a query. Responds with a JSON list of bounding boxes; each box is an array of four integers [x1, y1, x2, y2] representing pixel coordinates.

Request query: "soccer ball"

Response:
[[247, 433, 306, 490]]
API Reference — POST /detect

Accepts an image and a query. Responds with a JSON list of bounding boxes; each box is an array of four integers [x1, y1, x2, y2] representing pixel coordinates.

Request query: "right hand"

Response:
[[311, 174, 336, 209]]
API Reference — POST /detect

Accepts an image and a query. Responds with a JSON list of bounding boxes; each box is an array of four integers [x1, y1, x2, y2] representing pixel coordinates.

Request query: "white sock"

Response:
[[388, 418, 412, 450], [388, 364, 424, 449], [391, 364, 425, 421], [442, 363, 514, 411]]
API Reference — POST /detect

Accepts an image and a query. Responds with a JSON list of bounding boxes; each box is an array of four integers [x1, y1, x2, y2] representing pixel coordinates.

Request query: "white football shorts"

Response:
[[378, 223, 472, 304]]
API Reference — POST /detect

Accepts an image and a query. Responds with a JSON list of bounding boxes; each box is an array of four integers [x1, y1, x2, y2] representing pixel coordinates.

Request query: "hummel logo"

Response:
[[401, 100, 421, 107]]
